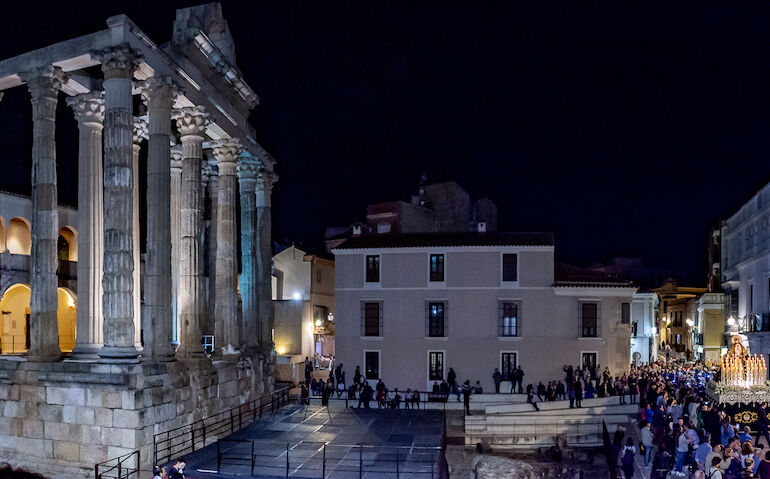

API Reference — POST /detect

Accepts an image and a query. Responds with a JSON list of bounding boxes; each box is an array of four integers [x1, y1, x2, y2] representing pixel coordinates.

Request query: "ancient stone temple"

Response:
[[0, 4, 276, 475]]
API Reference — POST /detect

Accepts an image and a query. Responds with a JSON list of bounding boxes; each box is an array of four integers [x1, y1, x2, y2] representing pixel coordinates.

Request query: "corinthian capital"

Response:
[[20, 65, 64, 99], [67, 91, 105, 125], [211, 139, 242, 175], [257, 169, 278, 194], [140, 76, 179, 107], [237, 154, 260, 182], [170, 146, 183, 171], [91, 43, 142, 80], [172, 105, 209, 138]]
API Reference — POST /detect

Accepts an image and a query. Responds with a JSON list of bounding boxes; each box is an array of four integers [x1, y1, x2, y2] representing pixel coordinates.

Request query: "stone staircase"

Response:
[[464, 397, 639, 450]]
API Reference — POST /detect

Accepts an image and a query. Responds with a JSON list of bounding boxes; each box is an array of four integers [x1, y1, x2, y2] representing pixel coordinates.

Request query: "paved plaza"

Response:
[[179, 404, 447, 479]]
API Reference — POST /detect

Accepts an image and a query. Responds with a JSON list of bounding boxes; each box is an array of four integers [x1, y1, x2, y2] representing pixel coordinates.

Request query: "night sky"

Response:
[[2, 2, 770, 284]]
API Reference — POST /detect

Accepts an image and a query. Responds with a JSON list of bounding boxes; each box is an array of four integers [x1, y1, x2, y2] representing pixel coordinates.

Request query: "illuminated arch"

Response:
[[0, 284, 78, 354], [0, 215, 5, 253], [6, 218, 31, 255], [58, 226, 78, 262]]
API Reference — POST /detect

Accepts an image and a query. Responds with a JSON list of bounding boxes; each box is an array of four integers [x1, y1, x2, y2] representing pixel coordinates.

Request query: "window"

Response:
[[429, 254, 445, 282], [365, 255, 380, 283], [427, 302, 446, 337], [361, 302, 382, 336], [498, 301, 520, 336], [502, 254, 518, 282], [365, 351, 380, 380], [581, 352, 597, 370], [501, 352, 517, 379], [621, 302, 630, 324], [376, 223, 391, 234], [428, 351, 444, 380], [580, 302, 598, 337]]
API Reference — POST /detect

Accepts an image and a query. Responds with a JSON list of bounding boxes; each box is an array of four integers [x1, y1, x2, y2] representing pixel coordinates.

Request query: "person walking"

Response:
[[620, 438, 636, 479], [641, 420, 654, 467], [493, 368, 503, 394]]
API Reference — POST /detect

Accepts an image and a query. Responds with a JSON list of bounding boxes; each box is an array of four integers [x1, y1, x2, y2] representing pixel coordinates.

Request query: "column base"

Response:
[[98, 346, 140, 364], [71, 343, 101, 360], [176, 347, 206, 359], [26, 348, 62, 363]]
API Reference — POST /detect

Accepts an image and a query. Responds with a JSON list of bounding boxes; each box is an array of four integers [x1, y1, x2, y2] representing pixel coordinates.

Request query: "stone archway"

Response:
[[0, 215, 6, 253], [0, 284, 78, 354], [6, 217, 31, 255]]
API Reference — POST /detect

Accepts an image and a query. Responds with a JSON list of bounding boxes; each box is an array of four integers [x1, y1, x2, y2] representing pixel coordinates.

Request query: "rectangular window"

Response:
[[621, 302, 631, 324], [502, 254, 518, 282], [428, 351, 444, 381], [581, 352, 597, 370], [365, 351, 380, 380], [429, 254, 445, 282], [580, 302, 598, 337], [498, 301, 520, 336], [427, 302, 446, 337], [361, 302, 382, 336], [365, 255, 380, 283], [376, 223, 391, 234], [501, 352, 517, 379]]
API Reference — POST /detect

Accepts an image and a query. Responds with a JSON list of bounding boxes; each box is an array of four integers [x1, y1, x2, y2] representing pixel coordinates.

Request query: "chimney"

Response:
[[477, 222, 487, 233], [352, 224, 362, 237]]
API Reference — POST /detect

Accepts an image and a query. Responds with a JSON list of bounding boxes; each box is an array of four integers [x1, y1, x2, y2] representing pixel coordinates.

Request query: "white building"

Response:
[[272, 245, 335, 366], [630, 291, 659, 365], [333, 232, 636, 392]]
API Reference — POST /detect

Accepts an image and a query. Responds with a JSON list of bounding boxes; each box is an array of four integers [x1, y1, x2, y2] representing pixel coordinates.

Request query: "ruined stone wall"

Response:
[[0, 353, 274, 477]]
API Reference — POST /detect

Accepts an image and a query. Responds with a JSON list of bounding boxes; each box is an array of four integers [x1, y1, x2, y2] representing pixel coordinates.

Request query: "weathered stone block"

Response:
[[39, 404, 63, 422], [76, 406, 95, 425], [107, 446, 132, 460], [103, 390, 122, 409], [22, 419, 44, 438], [18, 385, 44, 403], [113, 409, 144, 429], [47, 386, 85, 406], [43, 439, 54, 459], [53, 441, 80, 462], [100, 427, 123, 447], [3, 401, 24, 418], [80, 425, 102, 444], [17, 437, 44, 454], [0, 384, 20, 401], [121, 428, 143, 449], [62, 405, 77, 423], [85, 389, 103, 408], [94, 407, 113, 427], [80, 444, 108, 464], [122, 389, 142, 410], [44, 422, 80, 441]]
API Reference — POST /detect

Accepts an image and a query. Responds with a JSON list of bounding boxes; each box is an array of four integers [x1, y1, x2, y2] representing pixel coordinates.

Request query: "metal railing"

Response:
[[95, 450, 140, 479], [215, 439, 446, 479], [153, 387, 290, 464]]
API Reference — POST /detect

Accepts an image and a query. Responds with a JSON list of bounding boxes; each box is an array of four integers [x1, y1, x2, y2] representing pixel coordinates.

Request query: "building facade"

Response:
[[630, 291, 658, 364], [333, 232, 636, 392], [723, 182, 770, 370], [272, 245, 335, 363]]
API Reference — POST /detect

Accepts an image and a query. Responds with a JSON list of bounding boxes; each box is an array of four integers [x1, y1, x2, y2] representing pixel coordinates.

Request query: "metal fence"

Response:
[[153, 386, 290, 464], [94, 450, 140, 479], [215, 439, 447, 479]]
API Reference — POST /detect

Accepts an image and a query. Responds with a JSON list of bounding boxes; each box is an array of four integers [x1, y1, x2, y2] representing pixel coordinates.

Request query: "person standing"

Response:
[[641, 421, 654, 467], [514, 366, 524, 394], [462, 380, 472, 415], [757, 403, 770, 447], [757, 450, 770, 479], [493, 368, 503, 394], [167, 458, 186, 479], [353, 366, 362, 386], [574, 378, 583, 408], [304, 356, 313, 387]]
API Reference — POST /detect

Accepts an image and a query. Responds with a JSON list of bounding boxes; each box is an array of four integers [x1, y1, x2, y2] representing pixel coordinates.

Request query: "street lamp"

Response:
[[686, 318, 694, 327], [728, 316, 736, 326]]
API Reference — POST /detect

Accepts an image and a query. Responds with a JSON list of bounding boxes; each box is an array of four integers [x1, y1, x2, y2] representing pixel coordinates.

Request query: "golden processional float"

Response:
[[707, 334, 770, 407]]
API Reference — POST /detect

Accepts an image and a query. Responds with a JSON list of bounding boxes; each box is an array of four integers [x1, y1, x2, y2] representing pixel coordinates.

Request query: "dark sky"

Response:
[[2, 1, 770, 284]]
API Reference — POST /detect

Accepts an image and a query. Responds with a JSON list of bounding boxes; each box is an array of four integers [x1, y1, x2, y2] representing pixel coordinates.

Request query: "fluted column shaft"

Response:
[[238, 155, 260, 351], [95, 44, 140, 363], [174, 107, 209, 357], [170, 148, 182, 346], [212, 139, 241, 355], [23, 66, 63, 362], [143, 77, 176, 361], [132, 117, 148, 349], [256, 164, 278, 353], [205, 169, 218, 336], [68, 91, 104, 357]]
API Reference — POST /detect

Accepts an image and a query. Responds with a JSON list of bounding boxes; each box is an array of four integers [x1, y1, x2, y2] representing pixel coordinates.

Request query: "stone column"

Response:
[[142, 76, 177, 361], [132, 117, 148, 349], [173, 106, 209, 357], [238, 154, 260, 352], [170, 146, 182, 346], [211, 139, 241, 356], [204, 162, 218, 337], [92, 44, 141, 363], [256, 160, 278, 353], [67, 91, 104, 358], [21, 66, 64, 362]]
